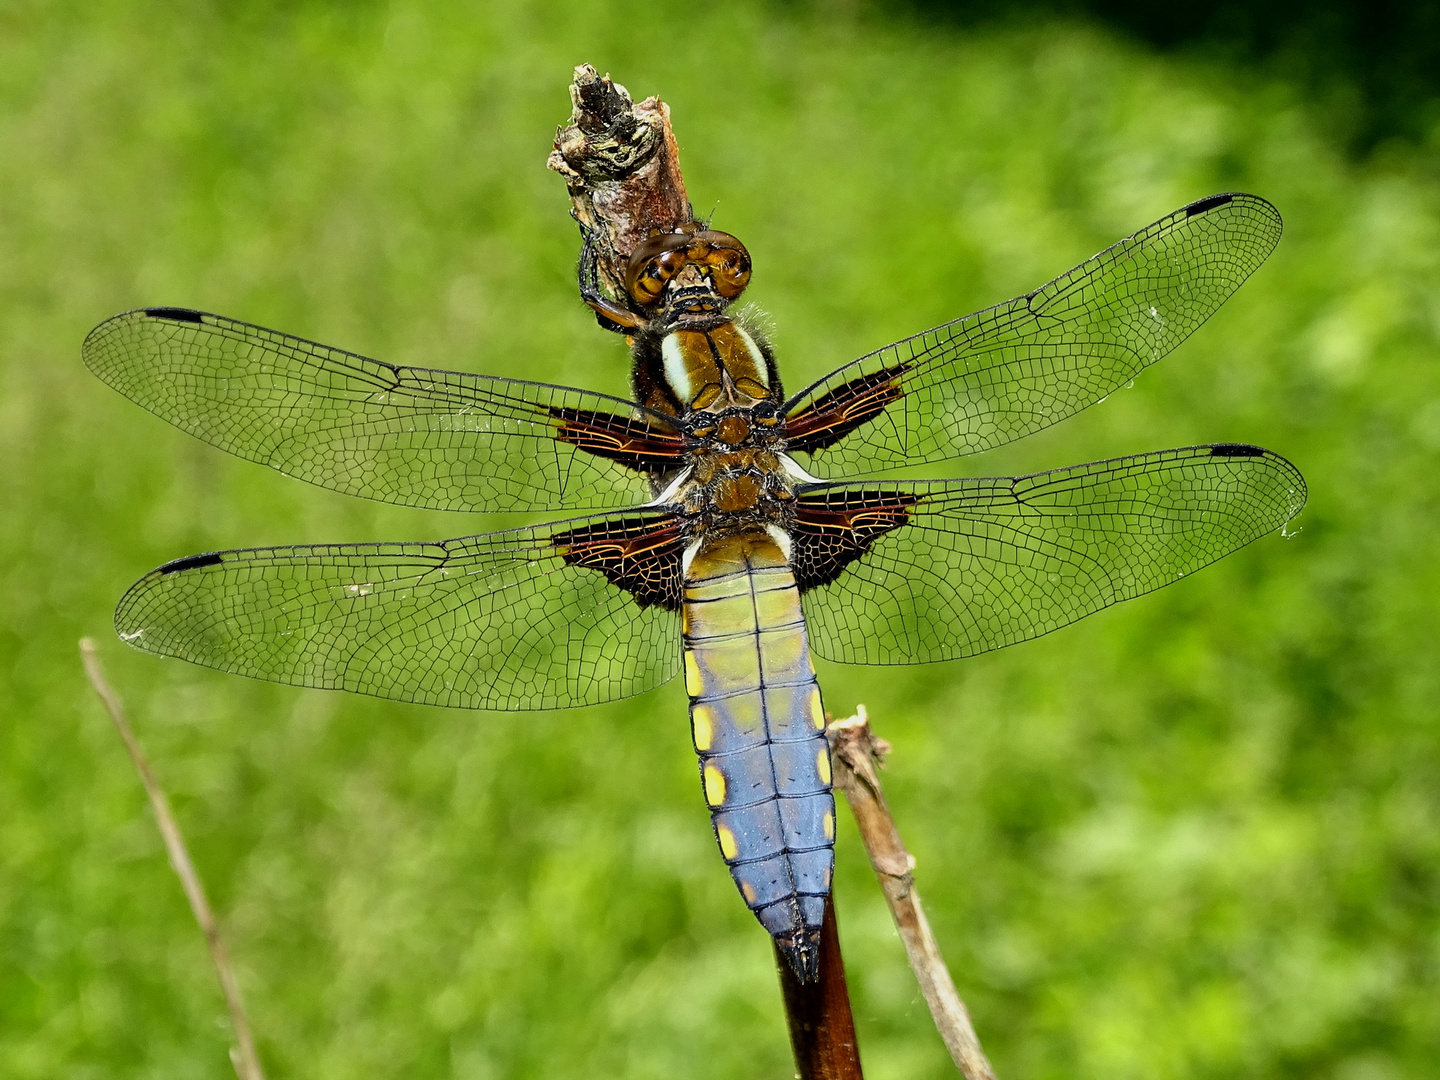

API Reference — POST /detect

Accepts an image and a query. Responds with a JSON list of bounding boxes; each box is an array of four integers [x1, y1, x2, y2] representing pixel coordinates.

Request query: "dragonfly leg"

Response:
[[576, 222, 646, 333]]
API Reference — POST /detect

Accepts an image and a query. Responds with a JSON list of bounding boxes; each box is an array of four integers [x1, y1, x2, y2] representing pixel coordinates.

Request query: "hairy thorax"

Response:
[[682, 440, 795, 535], [645, 315, 799, 537]]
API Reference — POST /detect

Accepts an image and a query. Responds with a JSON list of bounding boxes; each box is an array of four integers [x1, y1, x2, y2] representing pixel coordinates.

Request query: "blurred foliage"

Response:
[[894, 0, 1440, 154], [2, 1, 1439, 1077]]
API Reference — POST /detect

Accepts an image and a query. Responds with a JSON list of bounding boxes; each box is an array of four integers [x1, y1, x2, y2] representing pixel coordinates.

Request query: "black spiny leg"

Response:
[[577, 223, 645, 333]]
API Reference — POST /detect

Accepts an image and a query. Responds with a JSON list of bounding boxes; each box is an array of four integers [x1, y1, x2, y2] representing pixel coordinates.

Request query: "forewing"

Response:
[[114, 512, 685, 710], [84, 308, 686, 513], [785, 194, 1283, 474], [796, 444, 1306, 664]]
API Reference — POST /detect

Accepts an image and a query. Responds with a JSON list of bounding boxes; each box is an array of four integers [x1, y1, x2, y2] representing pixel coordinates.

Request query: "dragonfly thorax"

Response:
[[630, 312, 784, 418], [660, 322, 772, 409], [687, 444, 792, 510]]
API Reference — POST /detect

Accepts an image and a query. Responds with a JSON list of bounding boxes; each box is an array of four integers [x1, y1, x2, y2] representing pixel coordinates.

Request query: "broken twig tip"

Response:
[[548, 62, 692, 298]]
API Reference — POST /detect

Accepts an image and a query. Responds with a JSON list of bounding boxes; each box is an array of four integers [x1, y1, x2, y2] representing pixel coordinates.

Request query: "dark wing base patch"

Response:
[[784, 364, 910, 455], [549, 406, 686, 474], [791, 488, 922, 591], [551, 515, 686, 610]]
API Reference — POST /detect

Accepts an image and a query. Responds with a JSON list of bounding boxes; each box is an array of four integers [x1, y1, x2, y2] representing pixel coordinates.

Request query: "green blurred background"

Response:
[[3, 1, 1438, 1076]]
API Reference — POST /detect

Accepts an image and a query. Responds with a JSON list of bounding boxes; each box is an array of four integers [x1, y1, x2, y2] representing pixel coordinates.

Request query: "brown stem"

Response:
[[547, 66, 864, 1076], [80, 639, 266, 1080], [828, 706, 997, 1080], [774, 895, 864, 1079]]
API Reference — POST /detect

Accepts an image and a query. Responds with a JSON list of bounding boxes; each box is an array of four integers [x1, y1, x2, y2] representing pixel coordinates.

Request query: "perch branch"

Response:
[[80, 639, 266, 1080], [828, 706, 996, 1080], [547, 65, 863, 1077]]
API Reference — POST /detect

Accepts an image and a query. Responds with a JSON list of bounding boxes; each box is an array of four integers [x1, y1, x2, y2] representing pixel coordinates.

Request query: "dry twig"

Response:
[[79, 639, 266, 1080], [828, 706, 996, 1080], [547, 66, 865, 1078], [548, 64, 693, 297]]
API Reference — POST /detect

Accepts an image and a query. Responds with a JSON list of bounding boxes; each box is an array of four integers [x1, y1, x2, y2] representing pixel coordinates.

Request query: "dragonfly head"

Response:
[[625, 225, 752, 318]]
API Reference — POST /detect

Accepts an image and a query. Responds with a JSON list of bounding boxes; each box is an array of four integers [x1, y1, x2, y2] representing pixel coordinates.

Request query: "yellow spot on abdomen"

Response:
[[817, 746, 832, 786], [684, 650, 703, 696], [823, 809, 835, 841], [809, 688, 825, 730], [691, 706, 714, 752], [741, 880, 757, 903], [704, 762, 727, 807], [717, 824, 738, 860]]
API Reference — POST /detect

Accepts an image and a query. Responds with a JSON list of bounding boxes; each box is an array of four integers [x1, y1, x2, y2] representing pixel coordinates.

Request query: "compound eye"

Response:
[[625, 231, 693, 307], [630, 253, 679, 306], [712, 251, 751, 298], [696, 232, 752, 299]]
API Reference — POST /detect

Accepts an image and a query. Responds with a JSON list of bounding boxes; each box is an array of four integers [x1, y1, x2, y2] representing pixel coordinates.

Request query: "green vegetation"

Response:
[[3, 2, 1438, 1076]]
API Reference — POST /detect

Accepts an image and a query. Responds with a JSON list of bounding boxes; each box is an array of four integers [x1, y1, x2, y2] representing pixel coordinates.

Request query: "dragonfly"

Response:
[[85, 191, 1305, 981]]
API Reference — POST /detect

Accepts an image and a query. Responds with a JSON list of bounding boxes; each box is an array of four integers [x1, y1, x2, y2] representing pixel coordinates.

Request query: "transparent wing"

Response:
[[784, 194, 1283, 475], [84, 308, 686, 513], [796, 444, 1306, 664], [114, 512, 685, 710]]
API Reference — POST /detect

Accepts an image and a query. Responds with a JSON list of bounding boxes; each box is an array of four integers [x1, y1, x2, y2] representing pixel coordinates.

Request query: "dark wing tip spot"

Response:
[[1186, 193, 1235, 217], [159, 552, 224, 574], [144, 306, 205, 324], [1209, 443, 1266, 458]]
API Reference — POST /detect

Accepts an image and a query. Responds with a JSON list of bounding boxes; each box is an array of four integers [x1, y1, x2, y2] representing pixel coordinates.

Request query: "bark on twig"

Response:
[[80, 639, 266, 1080], [547, 63, 693, 298], [828, 706, 996, 1080]]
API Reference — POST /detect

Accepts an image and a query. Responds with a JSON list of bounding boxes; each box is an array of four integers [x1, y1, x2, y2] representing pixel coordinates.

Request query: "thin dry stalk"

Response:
[[828, 706, 996, 1080], [79, 639, 266, 1080]]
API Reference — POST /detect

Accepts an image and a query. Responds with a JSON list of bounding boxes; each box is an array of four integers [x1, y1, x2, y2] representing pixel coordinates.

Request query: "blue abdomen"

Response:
[[682, 531, 834, 978]]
